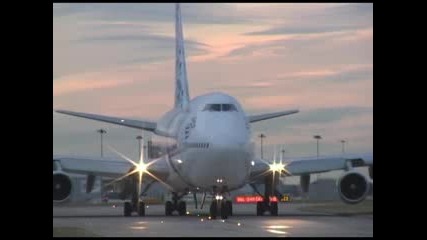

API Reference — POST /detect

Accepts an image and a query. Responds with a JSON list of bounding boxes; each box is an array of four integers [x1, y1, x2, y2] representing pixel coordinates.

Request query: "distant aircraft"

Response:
[[53, 3, 373, 219]]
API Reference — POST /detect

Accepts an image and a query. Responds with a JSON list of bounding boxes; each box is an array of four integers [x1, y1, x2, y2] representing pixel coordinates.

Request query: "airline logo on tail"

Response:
[[175, 3, 190, 109]]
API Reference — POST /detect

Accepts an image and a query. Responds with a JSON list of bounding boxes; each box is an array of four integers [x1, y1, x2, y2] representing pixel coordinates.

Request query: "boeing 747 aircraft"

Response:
[[53, 3, 373, 219]]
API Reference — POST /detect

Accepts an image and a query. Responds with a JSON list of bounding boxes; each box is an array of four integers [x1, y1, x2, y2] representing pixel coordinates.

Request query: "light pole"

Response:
[[281, 148, 285, 161], [96, 128, 107, 197], [340, 140, 346, 154], [313, 135, 322, 158], [136, 136, 143, 159], [258, 134, 266, 159], [313, 135, 322, 183], [97, 129, 107, 158]]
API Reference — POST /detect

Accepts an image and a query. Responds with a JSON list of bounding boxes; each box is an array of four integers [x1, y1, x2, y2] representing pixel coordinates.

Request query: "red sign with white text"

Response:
[[235, 196, 278, 203]]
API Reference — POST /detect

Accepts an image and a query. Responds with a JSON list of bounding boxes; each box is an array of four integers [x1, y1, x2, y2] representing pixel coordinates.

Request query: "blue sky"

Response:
[[53, 3, 373, 162]]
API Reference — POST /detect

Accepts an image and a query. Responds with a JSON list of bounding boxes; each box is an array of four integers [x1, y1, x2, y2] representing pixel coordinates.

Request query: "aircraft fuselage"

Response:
[[155, 92, 254, 192]]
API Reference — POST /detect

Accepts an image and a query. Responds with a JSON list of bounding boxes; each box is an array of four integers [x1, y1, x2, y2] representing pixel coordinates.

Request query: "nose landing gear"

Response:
[[209, 187, 233, 219]]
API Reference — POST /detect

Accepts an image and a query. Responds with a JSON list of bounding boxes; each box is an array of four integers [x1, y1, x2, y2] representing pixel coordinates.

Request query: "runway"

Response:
[[53, 202, 373, 237]]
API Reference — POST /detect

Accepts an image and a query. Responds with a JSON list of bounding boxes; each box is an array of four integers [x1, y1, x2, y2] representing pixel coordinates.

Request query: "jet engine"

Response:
[[53, 171, 73, 203], [337, 171, 370, 204]]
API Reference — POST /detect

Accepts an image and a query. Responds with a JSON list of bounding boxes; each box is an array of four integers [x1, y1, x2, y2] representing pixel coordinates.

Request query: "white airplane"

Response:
[[53, 3, 373, 219]]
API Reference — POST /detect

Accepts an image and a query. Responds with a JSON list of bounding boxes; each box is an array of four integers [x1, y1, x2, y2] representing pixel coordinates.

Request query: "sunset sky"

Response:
[[53, 3, 373, 162]]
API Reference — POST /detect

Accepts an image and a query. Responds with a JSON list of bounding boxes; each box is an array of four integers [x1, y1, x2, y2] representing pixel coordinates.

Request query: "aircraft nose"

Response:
[[206, 121, 248, 148], [210, 133, 247, 148], [186, 146, 252, 189]]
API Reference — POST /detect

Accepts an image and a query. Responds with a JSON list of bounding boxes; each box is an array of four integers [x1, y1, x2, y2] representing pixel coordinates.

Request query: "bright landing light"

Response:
[[136, 162, 148, 173], [267, 147, 292, 176], [106, 145, 174, 193], [269, 162, 285, 173]]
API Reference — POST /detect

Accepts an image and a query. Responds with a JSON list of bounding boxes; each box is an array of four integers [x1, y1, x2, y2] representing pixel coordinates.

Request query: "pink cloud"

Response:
[[53, 61, 175, 97], [250, 111, 372, 148], [99, 94, 173, 118], [243, 95, 297, 110], [277, 64, 372, 80], [288, 70, 337, 78], [332, 27, 373, 43], [53, 78, 135, 97], [248, 82, 274, 88], [242, 82, 372, 112]]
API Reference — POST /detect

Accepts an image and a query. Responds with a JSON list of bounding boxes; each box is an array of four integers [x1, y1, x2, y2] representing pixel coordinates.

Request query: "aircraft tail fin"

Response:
[[174, 3, 190, 109]]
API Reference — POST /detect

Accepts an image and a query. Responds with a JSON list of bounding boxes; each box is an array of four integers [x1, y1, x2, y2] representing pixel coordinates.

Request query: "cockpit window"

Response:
[[202, 104, 238, 112], [203, 104, 221, 112], [222, 104, 238, 112]]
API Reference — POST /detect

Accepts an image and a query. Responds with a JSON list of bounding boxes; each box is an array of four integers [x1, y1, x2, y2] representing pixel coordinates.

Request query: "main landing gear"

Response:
[[123, 189, 146, 217], [255, 173, 279, 216], [121, 168, 153, 217], [165, 192, 187, 216], [124, 201, 145, 217], [257, 200, 278, 216]]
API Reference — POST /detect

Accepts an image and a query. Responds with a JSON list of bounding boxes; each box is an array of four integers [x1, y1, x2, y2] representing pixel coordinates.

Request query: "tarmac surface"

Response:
[[53, 202, 373, 237]]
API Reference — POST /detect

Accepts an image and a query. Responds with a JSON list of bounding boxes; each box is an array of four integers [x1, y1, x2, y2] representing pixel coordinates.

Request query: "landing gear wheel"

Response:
[[271, 202, 278, 216], [210, 201, 218, 219], [226, 200, 233, 216], [220, 201, 228, 219], [165, 201, 173, 216], [124, 202, 132, 217], [138, 202, 146, 216], [178, 201, 187, 216]]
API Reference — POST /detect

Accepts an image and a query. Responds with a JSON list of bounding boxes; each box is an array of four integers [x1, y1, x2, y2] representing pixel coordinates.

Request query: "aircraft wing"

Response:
[[55, 110, 157, 132], [248, 109, 299, 123], [249, 152, 373, 180], [53, 155, 170, 181]]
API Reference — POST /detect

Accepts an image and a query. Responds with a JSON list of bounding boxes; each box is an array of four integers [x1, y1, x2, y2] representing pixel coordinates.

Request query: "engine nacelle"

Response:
[[337, 171, 370, 204], [53, 171, 73, 203]]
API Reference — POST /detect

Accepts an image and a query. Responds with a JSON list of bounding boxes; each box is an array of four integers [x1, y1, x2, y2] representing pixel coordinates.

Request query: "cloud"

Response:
[[277, 64, 373, 83], [206, 81, 275, 91], [73, 33, 211, 65], [53, 3, 251, 25], [53, 6, 214, 79], [53, 3, 84, 17], [198, 63, 372, 112], [53, 61, 170, 97], [53, 74, 135, 97], [242, 83, 372, 112], [79, 20, 150, 29], [279, 106, 372, 127], [77, 33, 210, 58], [244, 24, 369, 36], [53, 60, 177, 118], [223, 27, 372, 60], [229, 3, 372, 32], [214, 3, 372, 64], [250, 107, 372, 157], [76, 33, 209, 48]]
